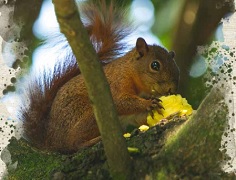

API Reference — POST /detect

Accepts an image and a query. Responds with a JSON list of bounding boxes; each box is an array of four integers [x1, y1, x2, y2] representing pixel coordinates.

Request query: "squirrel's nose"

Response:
[[168, 88, 173, 95], [168, 87, 177, 95]]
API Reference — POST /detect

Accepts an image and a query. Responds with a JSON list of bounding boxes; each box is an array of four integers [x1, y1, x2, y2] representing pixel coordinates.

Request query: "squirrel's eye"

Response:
[[151, 61, 160, 71]]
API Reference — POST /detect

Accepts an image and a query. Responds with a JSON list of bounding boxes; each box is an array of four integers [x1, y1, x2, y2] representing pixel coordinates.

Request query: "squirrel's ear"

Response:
[[136, 38, 149, 57], [168, 51, 175, 59]]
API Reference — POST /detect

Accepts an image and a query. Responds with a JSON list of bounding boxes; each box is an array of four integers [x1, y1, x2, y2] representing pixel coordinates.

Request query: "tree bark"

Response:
[[154, 87, 228, 178]]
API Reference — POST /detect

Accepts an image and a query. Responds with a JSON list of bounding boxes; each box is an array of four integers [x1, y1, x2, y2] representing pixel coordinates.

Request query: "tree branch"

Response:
[[172, 0, 234, 97], [154, 87, 227, 177], [52, 0, 131, 179]]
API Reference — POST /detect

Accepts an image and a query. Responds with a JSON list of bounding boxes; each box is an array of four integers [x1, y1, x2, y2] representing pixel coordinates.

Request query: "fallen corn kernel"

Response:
[[139, 125, 150, 132], [127, 147, 139, 153], [123, 133, 131, 138]]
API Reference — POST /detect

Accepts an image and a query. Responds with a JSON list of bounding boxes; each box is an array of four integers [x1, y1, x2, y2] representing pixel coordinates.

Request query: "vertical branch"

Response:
[[52, 0, 132, 179], [171, 0, 234, 96]]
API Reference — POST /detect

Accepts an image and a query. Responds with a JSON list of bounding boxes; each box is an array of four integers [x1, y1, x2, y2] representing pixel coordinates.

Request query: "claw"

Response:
[[151, 104, 157, 108], [152, 99, 158, 103], [150, 111, 154, 118], [147, 96, 164, 117], [157, 103, 164, 110], [151, 96, 162, 102], [156, 108, 164, 116]]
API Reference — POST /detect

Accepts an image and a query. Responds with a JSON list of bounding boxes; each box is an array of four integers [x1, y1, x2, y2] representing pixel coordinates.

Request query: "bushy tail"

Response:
[[21, 59, 80, 146], [21, 1, 131, 147], [81, 0, 131, 61]]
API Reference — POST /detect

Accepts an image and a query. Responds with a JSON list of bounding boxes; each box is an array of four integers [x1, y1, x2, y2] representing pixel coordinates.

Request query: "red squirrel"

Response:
[[20, 1, 179, 153]]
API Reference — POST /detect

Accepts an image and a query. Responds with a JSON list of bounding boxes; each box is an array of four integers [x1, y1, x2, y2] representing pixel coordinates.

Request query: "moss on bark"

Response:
[[2, 88, 234, 179]]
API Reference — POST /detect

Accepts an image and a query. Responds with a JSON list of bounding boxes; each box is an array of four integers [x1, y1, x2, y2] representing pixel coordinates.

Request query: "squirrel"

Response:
[[20, 1, 180, 153]]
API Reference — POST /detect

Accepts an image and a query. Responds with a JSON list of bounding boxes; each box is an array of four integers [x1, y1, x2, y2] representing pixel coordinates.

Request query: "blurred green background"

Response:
[[12, 0, 235, 109]]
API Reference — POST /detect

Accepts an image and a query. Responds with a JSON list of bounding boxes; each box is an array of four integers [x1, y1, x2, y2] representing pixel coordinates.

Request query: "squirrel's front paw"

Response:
[[146, 96, 164, 117]]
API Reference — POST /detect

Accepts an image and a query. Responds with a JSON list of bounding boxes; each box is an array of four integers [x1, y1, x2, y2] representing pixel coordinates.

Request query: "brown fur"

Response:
[[21, 1, 131, 150], [42, 42, 179, 153], [21, 2, 179, 154]]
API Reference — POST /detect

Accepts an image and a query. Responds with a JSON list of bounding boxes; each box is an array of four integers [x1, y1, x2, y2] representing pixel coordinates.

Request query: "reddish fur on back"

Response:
[[21, 1, 131, 148]]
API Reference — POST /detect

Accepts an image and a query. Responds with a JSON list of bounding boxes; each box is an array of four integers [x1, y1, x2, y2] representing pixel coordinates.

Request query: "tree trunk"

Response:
[[52, 0, 132, 179]]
